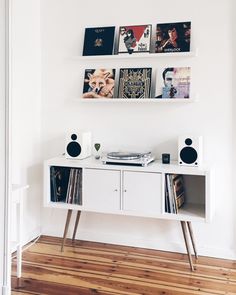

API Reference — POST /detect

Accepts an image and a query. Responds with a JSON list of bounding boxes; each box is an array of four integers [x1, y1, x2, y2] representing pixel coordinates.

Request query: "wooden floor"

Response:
[[11, 235, 236, 295]]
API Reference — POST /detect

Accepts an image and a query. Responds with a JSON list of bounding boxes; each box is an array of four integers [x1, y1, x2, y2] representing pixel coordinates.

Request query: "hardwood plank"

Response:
[[108, 265, 236, 294], [11, 291, 36, 295], [12, 277, 125, 295], [12, 264, 135, 294], [121, 253, 233, 279]]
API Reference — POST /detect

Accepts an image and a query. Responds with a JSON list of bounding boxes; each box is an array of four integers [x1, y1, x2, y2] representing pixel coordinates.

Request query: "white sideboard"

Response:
[[44, 156, 212, 222], [44, 155, 213, 271]]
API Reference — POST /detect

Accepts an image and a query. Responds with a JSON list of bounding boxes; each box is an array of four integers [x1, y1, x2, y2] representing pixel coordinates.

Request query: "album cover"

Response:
[[82, 69, 116, 99], [155, 22, 191, 53], [82, 26, 115, 56], [155, 67, 191, 99], [118, 25, 152, 54], [118, 68, 152, 99], [50, 166, 70, 202]]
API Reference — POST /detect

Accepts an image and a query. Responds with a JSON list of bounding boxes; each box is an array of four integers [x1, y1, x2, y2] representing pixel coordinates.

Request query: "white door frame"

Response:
[[1, 0, 11, 294]]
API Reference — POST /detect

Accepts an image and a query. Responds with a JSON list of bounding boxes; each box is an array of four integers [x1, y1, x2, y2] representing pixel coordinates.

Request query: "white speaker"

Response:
[[178, 136, 203, 167], [65, 131, 91, 159]]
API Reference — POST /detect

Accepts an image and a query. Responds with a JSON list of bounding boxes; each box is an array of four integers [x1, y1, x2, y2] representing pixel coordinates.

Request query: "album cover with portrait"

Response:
[[155, 22, 191, 53], [118, 68, 152, 99], [155, 67, 191, 99], [82, 26, 115, 56], [82, 69, 116, 99], [118, 25, 152, 54]]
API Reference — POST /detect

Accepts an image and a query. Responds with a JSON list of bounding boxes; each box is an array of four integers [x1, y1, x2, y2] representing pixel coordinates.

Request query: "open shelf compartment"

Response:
[[164, 173, 206, 221], [49, 165, 83, 206]]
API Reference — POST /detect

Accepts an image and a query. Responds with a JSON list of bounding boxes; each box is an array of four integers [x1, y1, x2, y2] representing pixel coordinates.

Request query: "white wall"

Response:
[[11, 0, 42, 245], [41, 0, 235, 258]]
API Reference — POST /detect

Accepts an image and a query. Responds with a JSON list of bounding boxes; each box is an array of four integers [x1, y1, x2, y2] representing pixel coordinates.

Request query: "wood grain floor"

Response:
[[11, 235, 236, 295]]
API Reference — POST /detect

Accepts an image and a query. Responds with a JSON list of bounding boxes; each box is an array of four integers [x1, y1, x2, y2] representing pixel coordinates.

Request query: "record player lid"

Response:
[[107, 152, 148, 160]]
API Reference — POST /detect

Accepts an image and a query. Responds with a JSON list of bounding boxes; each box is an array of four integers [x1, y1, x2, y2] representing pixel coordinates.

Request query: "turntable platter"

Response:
[[107, 152, 141, 160]]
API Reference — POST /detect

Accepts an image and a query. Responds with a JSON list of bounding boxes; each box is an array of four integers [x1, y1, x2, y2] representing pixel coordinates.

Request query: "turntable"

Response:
[[102, 152, 155, 167]]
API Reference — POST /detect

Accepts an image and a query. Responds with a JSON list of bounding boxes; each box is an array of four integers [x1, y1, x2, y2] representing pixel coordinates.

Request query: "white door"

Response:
[[123, 171, 162, 216], [1, 0, 9, 291], [83, 168, 120, 212]]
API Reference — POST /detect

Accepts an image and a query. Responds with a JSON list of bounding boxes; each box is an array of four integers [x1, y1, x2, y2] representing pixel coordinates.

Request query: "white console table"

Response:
[[44, 156, 212, 271]]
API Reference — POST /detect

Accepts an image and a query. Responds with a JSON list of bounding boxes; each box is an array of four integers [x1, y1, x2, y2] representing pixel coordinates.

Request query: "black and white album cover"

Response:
[[118, 68, 152, 99], [155, 22, 191, 53], [155, 67, 191, 99], [118, 25, 152, 54], [82, 69, 116, 99], [82, 26, 115, 56]]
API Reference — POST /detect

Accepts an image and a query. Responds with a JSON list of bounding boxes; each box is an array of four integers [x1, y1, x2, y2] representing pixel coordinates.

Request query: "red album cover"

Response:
[[118, 25, 152, 54]]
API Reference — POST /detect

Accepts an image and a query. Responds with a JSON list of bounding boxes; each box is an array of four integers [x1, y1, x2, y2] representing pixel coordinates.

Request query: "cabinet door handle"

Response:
[[124, 189, 127, 192], [114, 189, 118, 192]]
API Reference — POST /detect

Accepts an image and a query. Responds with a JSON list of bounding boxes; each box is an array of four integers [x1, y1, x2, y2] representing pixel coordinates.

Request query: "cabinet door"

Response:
[[83, 168, 120, 212], [123, 171, 162, 215]]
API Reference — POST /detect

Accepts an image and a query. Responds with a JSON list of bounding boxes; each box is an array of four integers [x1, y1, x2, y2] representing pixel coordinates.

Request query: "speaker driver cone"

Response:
[[66, 142, 81, 157], [180, 147, 197, 164]]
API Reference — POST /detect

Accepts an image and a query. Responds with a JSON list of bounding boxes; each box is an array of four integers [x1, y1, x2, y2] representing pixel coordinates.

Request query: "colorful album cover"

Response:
[[118, 25, 152, 54], [82, 26, 115, 56], [82, 69, 116, 99], [155, 67, 191, 99], [155, 22, 191, 53], [118, 68, 152, 99]]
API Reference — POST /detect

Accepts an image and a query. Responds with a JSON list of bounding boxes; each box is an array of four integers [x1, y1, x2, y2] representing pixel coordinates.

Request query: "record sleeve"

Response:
[[155, 22, 191, 53], [118, 68, 152, 99], [118, 25, 152, 54], [82, 26, 115, 56], [155, 67, 191, 99], [82, 69, 116, 99]]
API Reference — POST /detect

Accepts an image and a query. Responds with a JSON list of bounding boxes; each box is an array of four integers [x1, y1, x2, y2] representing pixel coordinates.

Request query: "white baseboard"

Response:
[[21, 227, 42, 250], [43, 226, 236, 260], [11, 227, 41, 254], [196, 245, 236, 260], [75, 229, 236, 260]]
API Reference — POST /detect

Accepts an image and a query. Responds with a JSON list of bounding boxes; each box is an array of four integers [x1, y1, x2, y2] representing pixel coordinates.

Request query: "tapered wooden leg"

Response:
[[187, 221, 198, 259], [61, 209, 72, 252], [72, 210, 81, 241], [180, 221, 194, 271]]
